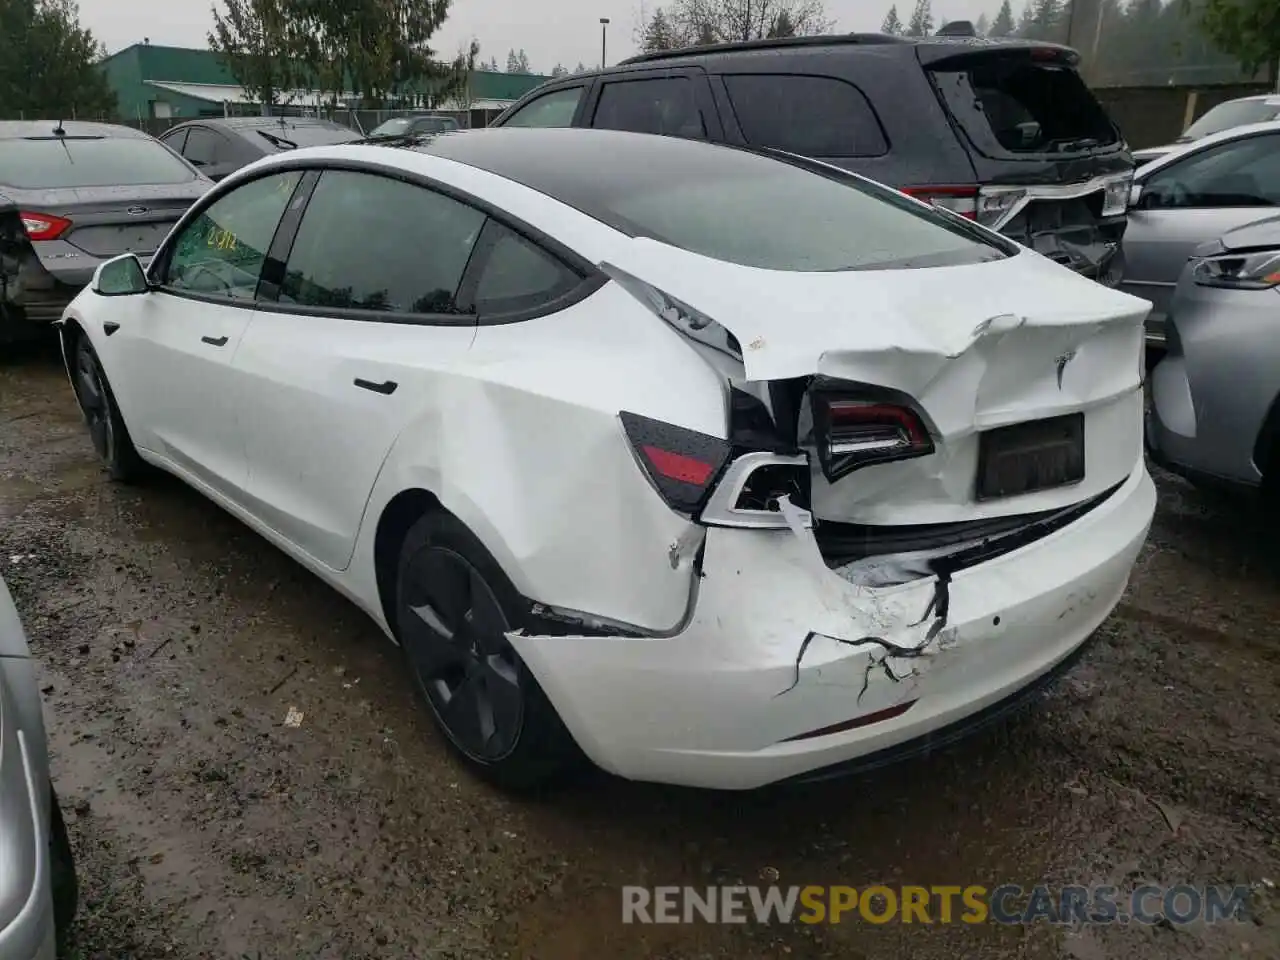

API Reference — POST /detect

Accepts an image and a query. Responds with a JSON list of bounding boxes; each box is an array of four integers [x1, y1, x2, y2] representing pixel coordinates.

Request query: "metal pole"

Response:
[[600, 17, 610, 68]]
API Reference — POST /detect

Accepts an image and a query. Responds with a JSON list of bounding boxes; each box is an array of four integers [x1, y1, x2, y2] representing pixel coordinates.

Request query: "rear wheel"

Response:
[[69, 333, 145, 482], [394, 510, 581, 790]]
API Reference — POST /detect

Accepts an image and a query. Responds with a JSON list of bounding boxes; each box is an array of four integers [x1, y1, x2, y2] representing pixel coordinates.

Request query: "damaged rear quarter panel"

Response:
[[354, 282, 728, 634]]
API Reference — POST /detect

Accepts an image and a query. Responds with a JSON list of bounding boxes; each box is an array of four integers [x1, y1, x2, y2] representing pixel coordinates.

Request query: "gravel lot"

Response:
[[1, 343, 1277, 960]]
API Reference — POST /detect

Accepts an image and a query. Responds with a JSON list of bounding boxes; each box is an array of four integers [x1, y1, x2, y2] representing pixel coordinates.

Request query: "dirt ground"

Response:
[[1, 343, 1277, 960]]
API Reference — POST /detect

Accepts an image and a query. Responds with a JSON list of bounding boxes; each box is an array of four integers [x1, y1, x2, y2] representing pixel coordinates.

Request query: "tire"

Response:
[[68, 332, 146, 482], [48, 788, 78, 956], [394, 509, 582, 790]]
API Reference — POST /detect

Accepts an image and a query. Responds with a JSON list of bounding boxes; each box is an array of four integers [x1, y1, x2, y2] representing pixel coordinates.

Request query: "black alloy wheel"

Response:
[[400, 546, 525, 762], [73, 336, 115, 464]]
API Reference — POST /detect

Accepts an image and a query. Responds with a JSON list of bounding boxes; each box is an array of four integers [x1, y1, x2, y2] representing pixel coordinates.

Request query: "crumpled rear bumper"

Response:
[[510, 461, 1155, 789]]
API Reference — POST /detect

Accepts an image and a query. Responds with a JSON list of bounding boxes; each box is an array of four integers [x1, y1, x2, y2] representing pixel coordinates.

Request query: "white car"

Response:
[[59, 129, 1157, 791]]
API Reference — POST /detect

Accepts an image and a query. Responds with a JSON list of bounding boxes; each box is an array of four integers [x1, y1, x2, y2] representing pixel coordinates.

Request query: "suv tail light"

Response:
[[902, 186, 1030, 229], [812, 393, 934, 482], [620, 411, 730, 515], [20, 211, 72, 241]]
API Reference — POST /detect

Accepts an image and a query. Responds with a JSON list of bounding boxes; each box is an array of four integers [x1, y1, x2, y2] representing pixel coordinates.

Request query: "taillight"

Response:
[[20, 211, 72, 241], [811, 392, 934, 482], [620, 411, 730, 515], [900, 186, 978, 219]]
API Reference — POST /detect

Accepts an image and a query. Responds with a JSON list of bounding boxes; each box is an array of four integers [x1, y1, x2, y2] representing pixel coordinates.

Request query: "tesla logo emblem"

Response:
[[1055, 350, 1077, 389], [126, 205, 149, 216]]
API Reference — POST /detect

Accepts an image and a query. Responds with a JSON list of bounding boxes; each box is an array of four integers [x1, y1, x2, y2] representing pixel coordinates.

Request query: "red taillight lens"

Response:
[[620, 411, 730, 515], [900, 186, 978, 220], [812, 393, 934, 482], [20, 211, 72, 241]]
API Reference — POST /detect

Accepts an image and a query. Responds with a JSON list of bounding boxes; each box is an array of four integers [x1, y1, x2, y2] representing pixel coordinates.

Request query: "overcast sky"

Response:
[[80, 0, 996, 74]]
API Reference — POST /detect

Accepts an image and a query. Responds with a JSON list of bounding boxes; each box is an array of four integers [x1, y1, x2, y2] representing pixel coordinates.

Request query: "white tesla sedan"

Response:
[[59, 128, 1156, 790]]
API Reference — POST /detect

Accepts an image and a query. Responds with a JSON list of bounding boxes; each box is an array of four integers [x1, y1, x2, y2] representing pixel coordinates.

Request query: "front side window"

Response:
[[0, 135, 199, 188], [1142, 134, 1280, 210], [502, 88, 584, 128], [279, 170, 486, 315], [163, 170, 304, 299], [722, 74, 887, 158], [592, 77, 706, 139]]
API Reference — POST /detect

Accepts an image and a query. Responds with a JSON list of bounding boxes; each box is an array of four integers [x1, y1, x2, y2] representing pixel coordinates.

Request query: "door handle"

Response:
[[354, 378, 398, 395], [201, 335, 229, 347]]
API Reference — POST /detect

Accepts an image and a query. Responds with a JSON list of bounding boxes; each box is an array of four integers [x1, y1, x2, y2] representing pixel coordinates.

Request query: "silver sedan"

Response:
[[1146, 213, 1280, 502], [0, 575, 76, 959]]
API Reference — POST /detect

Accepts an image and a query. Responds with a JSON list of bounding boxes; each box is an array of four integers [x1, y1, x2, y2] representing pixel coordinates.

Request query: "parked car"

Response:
[[0, 120, 212, 344], [158, 116, 360, 182], [1131, 93, 1280, 167], [1122, 119, 1280, 347], [366, 114, 461, 139], [59, 128, 1155, 791], [0, 574, 77, 958], [489, 32, 1135, 287], [1147, 213, 1280, 503]]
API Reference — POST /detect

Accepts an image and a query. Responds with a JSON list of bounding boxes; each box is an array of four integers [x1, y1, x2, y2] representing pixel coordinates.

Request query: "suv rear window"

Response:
[[0, 136, 199, 188], [930, 54, 1119, 157], [722, 74, 888, 158]]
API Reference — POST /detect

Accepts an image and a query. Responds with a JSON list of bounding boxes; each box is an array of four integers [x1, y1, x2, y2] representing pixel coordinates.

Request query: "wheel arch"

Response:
[[372, 487, 444, 636], [1252, 388, 1280, 486]]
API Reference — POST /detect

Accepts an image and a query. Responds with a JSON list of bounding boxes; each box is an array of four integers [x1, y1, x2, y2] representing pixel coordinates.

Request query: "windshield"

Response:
[[0, 136, 198, 188], [562, 149, 1007, 271], [1182, 100, 1280, 140], [256, 124, 360, 151]]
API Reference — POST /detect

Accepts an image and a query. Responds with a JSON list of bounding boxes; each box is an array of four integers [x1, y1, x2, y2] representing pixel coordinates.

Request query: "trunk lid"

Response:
[[11, 183, 206, 259], [606, 237, 1149, 525]]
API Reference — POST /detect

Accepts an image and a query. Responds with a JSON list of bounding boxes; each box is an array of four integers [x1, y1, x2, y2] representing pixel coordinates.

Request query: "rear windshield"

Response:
[[370, 117, 456, 137], [254, 124, 359, 151], [561, 148, 1008, 271], [1182, 99, 1280, 140], [0, 136, 198, 188], [930, 55, 1119, 156]]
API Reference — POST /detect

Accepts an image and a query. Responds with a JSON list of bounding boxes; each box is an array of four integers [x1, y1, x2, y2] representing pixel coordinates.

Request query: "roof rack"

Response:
[[619, 32, 909, 66]]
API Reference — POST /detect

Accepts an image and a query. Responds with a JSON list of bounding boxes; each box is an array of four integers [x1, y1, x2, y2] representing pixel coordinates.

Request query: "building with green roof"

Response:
[[100, 42, 551, 128]]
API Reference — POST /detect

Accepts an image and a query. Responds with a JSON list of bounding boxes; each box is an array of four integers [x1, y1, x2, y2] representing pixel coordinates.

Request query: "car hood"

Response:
[[1217, 212, 1280, 252]]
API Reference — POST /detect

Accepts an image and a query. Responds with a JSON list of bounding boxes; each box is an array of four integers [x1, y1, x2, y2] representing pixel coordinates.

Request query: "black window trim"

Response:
[[148, 156, 606, 326]]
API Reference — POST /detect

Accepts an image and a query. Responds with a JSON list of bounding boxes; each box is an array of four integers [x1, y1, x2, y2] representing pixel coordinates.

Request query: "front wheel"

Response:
[[69, 333, 145, 482], [394, 510, 582, 790]]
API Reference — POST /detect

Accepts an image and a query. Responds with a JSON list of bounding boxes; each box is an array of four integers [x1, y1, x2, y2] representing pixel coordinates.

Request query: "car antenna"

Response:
[[53, 119, 66, 136]]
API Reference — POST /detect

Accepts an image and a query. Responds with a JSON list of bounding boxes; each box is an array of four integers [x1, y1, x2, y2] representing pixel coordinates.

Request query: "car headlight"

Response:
[[1191, 249, 1280, 290], [1101, 175, 1133, 218]]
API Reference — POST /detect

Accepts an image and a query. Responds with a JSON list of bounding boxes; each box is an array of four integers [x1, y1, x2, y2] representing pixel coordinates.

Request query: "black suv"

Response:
[[491, 32, 1134, 285]]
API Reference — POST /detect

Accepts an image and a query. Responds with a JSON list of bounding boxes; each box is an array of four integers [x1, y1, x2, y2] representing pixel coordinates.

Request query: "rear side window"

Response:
[[592, 77, 706, 139], [930, 56, 1119, 157], [181, 127, 224, 167], [472, 220, 581, 316], [503, 88, 584, 128], [722, 75, 887, 158], [0, 136, 198, 188], [280, 170, 485, 315]]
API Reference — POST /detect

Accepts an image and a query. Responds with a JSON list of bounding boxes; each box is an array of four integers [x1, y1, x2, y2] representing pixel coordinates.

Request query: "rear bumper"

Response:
[[511, 460, 1155, 789]]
